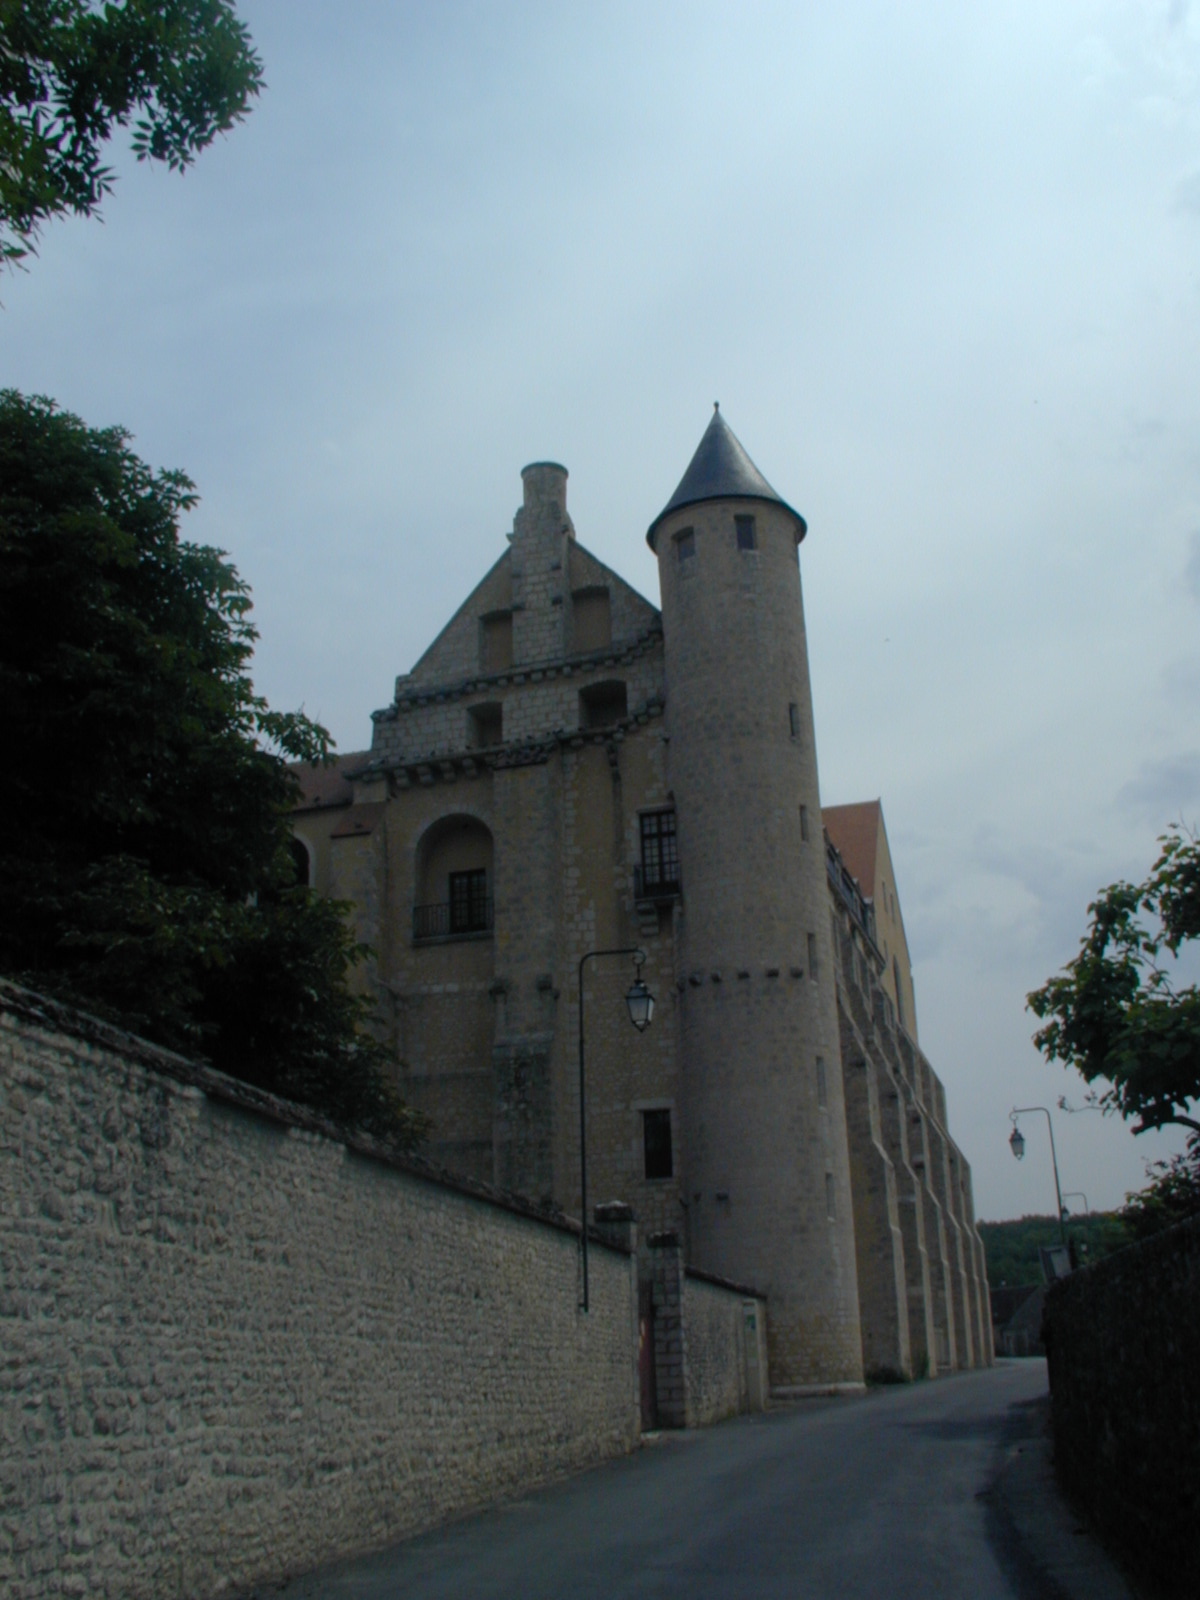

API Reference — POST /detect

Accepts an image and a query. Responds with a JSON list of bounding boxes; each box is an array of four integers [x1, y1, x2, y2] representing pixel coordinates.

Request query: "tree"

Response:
[[1027, 826, 1200, 1137], [0, 389, 421, 1144], [1120, 1139, 1200, 1241], [1, 0, 263, 268]]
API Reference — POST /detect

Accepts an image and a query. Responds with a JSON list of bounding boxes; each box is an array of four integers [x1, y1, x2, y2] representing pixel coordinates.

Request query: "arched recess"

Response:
[[290, 836, 312, 888], [414, 813, 495, 940]]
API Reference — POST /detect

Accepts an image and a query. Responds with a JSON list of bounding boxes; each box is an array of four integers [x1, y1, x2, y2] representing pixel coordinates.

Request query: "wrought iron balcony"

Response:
[[633, 863, 681, 901], [412, 898, 494, 942]]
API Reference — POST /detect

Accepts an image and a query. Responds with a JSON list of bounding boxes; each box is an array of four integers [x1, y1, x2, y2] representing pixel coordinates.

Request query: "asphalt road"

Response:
[[273, 1361, 1123, 1600]]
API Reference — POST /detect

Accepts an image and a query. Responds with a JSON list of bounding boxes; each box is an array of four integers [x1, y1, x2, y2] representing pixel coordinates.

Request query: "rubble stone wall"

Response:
[[0, 986, 639, 1600]]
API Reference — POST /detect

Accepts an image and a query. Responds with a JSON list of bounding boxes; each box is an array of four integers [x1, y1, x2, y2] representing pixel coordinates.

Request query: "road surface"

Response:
[[272, 1360, 1129, 1600]]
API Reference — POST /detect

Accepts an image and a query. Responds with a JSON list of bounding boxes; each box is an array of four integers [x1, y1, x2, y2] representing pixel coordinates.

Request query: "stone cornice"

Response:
[[361, 696, 666, 789], [371, 624, 665, 723]]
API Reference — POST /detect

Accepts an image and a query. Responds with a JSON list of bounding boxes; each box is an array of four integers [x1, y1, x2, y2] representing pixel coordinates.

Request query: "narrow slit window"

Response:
[[789, 702, 800, 738], [735, 514, 756, 550], [799, 804, 810, 842], [816, 1056, 827, 1108], [807, 932, 819, 979], [825, 1172, 836, 1219]]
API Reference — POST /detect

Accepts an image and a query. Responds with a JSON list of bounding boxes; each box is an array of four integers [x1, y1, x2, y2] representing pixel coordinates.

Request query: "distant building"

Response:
[[294, 409, 992, 1389]]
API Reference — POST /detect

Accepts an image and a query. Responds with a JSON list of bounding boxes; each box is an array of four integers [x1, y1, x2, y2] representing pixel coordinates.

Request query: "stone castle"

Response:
[[293, 407, 993, 1390]]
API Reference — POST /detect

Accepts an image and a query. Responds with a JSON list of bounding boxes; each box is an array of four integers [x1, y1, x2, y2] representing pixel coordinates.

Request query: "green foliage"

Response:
[[0, 390, 421, 1145], [1027, 826, 1200, 1138], [1, 0, 263, 267], [979, 1213, 1130, 1285], [1120, 1139, 1200, 1242]]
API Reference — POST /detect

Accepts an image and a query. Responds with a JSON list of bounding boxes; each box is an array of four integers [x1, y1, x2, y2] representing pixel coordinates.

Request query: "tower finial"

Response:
[[714, 400, 720, 412]]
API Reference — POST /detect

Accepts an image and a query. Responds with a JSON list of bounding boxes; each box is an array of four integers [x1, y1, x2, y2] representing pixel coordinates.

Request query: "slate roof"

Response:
[[646, 406, 806, 548]]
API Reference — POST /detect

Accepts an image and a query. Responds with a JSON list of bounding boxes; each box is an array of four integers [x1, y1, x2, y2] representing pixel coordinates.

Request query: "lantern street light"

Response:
[[578, 947, 655, 1311], [1009, 1105, 1067, 1245]]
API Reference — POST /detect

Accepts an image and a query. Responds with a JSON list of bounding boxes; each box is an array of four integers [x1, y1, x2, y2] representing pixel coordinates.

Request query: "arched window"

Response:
[[414, 815, 494, 941], [290, 837, 311, 888]]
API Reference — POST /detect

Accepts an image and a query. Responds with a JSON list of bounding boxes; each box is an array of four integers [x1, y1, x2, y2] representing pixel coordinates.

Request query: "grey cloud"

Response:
[[1117, 753, 1200, 823]]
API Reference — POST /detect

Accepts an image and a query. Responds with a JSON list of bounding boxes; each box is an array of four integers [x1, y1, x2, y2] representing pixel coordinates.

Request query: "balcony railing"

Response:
[[633, 863, 681, 901], [412, 898, 494, 942]]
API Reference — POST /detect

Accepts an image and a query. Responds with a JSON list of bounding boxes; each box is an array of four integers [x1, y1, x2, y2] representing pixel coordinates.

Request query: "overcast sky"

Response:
[[6, 0, 1200, 1219]]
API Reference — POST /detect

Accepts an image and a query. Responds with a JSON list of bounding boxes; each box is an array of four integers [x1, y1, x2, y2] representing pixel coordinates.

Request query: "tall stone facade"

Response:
[[294, 409, 992, 1390]]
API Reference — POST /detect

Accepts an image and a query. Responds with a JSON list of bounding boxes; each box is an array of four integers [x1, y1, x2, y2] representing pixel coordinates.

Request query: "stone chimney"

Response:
[[510, 461, 573, 664]]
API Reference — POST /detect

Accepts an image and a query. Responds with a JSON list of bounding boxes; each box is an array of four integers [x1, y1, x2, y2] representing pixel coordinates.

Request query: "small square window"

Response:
[[675, 528, 695, 564], [789, 702, 800, 738], [816, 1055, 827, 1108], [807, 932, 819, 979], [799, 804, 810, 842], [735, 514, 756, 550], [643, 1108, 673, 1180]]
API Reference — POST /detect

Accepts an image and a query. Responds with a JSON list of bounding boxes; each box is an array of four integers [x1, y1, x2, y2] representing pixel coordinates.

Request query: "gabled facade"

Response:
[[294, 411, 992, 1391]]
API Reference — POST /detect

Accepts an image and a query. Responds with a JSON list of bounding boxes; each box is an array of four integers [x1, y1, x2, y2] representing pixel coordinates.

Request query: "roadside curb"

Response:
[[986, 1390, 1138, 1600]]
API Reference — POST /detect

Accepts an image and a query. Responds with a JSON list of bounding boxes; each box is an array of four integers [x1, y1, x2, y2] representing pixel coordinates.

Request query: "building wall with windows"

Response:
[[294, 419, 992, 1389]]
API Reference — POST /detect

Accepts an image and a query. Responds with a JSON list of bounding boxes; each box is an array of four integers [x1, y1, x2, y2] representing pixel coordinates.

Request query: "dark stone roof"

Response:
[[646, 406, 806, 548]]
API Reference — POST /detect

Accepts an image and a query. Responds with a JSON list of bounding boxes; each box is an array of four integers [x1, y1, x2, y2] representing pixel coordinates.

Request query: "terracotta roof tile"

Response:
[[290, 751, 370, 812], [823, 801, 881, 899]]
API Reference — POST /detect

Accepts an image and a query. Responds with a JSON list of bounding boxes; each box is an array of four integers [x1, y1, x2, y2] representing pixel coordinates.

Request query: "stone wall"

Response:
[[0, 986, 640, 1600], [1043, 1216, 1200, 1598], [646, 1234, 767, 1428]]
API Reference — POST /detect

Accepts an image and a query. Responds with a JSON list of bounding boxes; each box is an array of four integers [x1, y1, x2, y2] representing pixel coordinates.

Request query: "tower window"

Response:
[[799, 804, 810, 842], [639, 809, 680, 894], [816, 1055, 827, 1108], [789, 702, 800, 738], [826, 1172, 837, 1220], [642, 1108, 673, 1180], [735, 514, 756, 550], [807, 932, 819, 979], [674, 527, 696, 564]]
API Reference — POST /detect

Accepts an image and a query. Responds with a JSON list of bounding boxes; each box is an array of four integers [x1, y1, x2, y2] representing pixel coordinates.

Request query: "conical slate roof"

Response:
[[646, 406, 806, 548]]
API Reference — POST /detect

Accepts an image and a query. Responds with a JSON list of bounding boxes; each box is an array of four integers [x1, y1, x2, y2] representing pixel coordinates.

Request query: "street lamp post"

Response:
[[1009, 1105, 1067, 1245], [578, 947, 655, 1311], [1061, 1190, 1091, 1260]]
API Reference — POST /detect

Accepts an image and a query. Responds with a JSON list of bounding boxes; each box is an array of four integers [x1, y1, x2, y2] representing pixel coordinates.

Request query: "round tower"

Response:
[[648, 407, 863, 1391]]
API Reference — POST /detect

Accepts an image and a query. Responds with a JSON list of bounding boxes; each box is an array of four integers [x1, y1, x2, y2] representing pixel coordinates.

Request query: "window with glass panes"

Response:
[[448, 869, 488, 933], [640, 810, 680, 892]]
